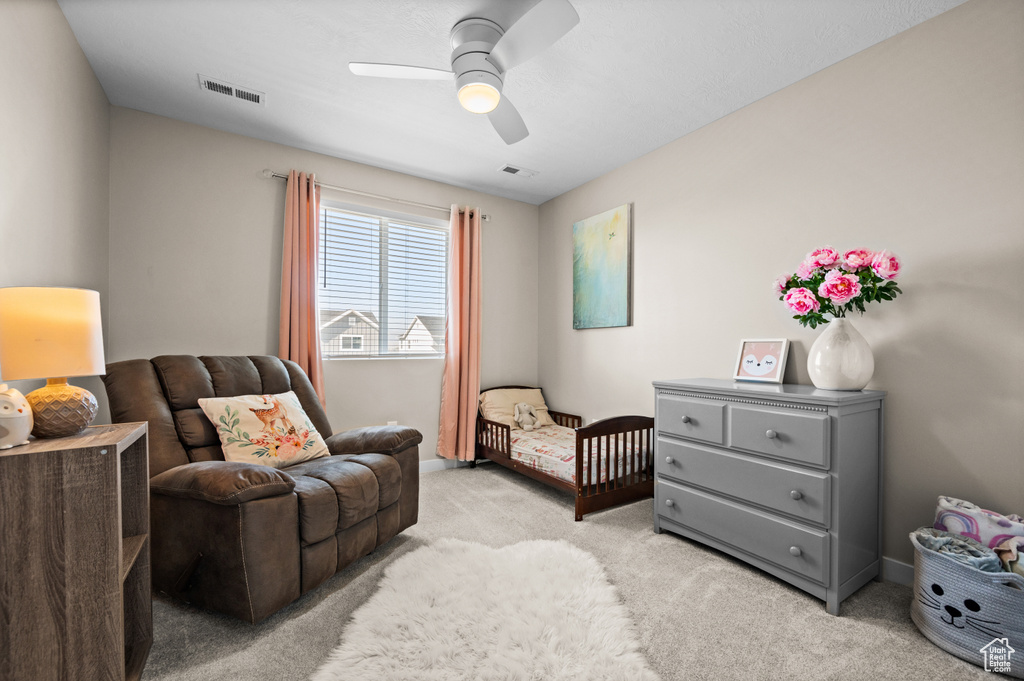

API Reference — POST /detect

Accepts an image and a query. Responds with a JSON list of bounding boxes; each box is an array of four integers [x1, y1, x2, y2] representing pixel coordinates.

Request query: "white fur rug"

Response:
[[311, 538, 659, 681]]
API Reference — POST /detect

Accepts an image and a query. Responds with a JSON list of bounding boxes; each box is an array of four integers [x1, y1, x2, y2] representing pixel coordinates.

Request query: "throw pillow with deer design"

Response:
[[199, 391, 329, 468]]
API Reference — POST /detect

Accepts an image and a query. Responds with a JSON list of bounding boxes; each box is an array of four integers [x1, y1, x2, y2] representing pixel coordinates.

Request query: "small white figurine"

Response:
[[0, 384, 33, 449], [513, 402, 539, 432]]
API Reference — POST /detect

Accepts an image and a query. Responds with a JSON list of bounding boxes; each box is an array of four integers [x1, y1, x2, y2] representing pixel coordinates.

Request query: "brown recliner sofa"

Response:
[[103, 355, 421, 623]]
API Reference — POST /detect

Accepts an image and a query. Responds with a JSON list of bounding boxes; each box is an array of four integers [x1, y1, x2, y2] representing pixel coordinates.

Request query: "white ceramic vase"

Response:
[[806, 317, 874, 391]]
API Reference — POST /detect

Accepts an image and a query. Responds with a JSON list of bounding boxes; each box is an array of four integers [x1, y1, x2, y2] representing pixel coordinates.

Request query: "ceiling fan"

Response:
[[349, 0, 579, 145]]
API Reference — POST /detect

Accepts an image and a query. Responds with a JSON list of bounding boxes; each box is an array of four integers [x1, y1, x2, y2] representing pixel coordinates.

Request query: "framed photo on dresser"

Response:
[[733, 338, 789, 383]]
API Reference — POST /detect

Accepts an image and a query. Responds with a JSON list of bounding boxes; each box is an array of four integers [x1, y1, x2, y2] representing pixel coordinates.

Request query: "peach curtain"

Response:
[[279, 170, 326, 406], [437, 206, 482, 460]]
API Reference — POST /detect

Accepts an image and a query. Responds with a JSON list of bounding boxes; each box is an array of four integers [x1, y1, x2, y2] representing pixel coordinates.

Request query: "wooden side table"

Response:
[[0, 423, 152, 681]]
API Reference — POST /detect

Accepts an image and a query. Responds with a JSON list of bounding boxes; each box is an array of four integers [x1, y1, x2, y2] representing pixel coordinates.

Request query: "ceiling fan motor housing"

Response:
[[453, 55, 502, 94], [450, 18, 503, 57], [451, 17, 505, 93]]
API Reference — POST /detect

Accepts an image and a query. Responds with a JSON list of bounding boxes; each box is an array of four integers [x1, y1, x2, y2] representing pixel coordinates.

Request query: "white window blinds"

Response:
[[318, 206, 448, 358]]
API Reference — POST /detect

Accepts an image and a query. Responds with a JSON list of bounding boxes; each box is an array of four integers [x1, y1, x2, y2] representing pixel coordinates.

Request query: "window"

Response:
[[318, 204, 448, 358]]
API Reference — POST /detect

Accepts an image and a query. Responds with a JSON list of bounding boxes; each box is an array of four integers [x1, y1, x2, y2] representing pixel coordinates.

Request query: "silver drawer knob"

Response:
[[789, 546, 802, 557], [665, 456, 674, 465], [665, 499, 675, 508], [766, 429, 778, 439], [790, 490, 803, 500], [680, 415, 691, 424]]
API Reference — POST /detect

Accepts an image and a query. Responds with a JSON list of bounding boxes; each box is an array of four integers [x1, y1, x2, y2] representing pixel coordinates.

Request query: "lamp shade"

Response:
[[0, 287, 106, 381]]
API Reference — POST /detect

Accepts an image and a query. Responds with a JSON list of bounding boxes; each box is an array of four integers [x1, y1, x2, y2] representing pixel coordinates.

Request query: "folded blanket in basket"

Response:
[[933, 495, 1024, 549], [913, 527, 1003, 573], [996, 536, 1024, 577]]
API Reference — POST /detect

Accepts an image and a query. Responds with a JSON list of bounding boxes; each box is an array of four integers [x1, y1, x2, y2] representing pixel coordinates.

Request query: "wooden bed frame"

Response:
[[475, 386, 654, 521]]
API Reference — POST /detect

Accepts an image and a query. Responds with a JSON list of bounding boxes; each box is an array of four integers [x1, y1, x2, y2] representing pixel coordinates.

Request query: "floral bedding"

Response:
[[509, 425, 641, 486]]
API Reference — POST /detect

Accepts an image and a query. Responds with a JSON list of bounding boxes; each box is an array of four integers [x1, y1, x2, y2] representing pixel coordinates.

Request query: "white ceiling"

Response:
[[58, 0, 965, 205]]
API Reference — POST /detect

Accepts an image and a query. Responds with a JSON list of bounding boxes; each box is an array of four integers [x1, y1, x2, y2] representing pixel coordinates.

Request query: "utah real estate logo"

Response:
[[980, 638, 1015, 675]]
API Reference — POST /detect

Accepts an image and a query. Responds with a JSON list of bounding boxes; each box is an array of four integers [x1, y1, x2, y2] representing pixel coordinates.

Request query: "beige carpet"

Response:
[[143, 464, 988, 680]]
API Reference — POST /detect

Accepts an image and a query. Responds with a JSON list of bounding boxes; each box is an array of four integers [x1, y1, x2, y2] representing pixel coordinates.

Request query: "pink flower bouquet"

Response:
[[776, 247, 902, 328]]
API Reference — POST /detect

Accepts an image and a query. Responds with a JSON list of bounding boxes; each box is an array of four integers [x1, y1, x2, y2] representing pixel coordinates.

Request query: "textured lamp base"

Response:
[[26, 378, 98, 438]]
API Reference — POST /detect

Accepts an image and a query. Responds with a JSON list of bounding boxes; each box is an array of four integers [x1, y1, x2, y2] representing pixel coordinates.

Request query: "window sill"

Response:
[[323, 355, 444, 362]]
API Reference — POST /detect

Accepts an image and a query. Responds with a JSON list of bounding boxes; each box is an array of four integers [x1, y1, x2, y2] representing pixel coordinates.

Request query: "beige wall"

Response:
[[107, 108, 539, 460], [0, 0, 111, 416], [537, 0, 1024, 564], [8, 0, 1018, 564]]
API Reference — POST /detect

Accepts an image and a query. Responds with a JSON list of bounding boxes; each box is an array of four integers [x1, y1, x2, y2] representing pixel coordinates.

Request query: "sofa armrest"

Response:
[[150, 461, 296, 506], [325, 425, 423, 457]]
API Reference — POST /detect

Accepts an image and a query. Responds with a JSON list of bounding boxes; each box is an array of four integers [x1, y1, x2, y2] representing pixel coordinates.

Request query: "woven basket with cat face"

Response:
[[910, 531, 1024, 678]]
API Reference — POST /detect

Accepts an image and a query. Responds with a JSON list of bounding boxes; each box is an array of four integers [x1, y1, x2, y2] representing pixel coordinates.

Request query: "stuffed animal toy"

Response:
[[0, 384, 33, 449], [513, 402, 539, 431]]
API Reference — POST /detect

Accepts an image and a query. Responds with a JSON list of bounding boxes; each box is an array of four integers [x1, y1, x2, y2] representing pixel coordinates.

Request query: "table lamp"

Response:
[[0, 287, 106, 438]]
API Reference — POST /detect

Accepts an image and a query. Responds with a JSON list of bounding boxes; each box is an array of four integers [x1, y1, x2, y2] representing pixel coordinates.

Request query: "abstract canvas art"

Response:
[[572, 204, 632, 329]]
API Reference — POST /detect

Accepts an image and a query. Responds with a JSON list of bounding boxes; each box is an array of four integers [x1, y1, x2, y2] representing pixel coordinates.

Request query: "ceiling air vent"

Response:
[[198, 74, 266, 106], [497, 164, 537, 178], [234, 88, 262, 104]]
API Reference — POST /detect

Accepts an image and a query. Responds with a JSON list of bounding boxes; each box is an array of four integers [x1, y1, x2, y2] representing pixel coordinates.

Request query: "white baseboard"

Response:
[[419, 458, 489, 474], [882, 556, 915, 586]]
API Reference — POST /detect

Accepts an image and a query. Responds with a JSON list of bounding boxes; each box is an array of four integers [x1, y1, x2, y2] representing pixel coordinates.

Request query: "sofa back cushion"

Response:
[[103, 355, 333, 477]]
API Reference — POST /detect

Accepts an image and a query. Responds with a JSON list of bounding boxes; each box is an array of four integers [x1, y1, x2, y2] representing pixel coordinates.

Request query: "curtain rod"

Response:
[[262, 169, 490, 221]]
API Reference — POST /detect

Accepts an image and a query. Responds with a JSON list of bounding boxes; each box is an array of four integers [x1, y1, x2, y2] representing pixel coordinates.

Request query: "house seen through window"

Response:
[[319, 204, 448, 358]]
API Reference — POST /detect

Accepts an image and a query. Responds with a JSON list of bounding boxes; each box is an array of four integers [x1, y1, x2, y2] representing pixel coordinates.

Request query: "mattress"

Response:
[[509, 424, 640, 486]]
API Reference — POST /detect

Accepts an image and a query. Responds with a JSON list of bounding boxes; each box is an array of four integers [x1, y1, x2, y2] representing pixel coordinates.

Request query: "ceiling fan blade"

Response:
[[488, 96, 529, 145], [487, 0, 579, 72], [348, 62, 453, 80]]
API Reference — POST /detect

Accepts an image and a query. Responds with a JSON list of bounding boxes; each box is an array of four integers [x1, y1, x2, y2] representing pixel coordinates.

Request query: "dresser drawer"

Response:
[[729, 405, 830, 468], [657, 394, 725, 444], [656, 480, 830, 585], [658, 438, 830, 526]]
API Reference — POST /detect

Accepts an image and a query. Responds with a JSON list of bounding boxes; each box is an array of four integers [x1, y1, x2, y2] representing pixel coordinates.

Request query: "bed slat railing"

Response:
[[476, 417, 512, 458], [604, 434, 610, 493], [622, 428, 630, 485], [549, 410, 582, 429], [575, 415, 654, 502]]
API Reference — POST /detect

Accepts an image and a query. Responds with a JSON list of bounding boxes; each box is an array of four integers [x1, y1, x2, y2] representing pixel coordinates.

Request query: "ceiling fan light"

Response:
[[458, 82, 501, 114]]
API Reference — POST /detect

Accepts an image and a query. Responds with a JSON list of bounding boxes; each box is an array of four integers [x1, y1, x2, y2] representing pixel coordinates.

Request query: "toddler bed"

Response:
[[475, 386, 654, 520]]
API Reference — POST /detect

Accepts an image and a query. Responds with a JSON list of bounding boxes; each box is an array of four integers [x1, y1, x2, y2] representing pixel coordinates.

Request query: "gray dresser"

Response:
[[653, 378, 885, 615]]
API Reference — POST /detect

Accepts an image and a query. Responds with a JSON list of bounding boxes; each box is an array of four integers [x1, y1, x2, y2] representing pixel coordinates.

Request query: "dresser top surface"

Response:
[[653, 378, 885, 406]]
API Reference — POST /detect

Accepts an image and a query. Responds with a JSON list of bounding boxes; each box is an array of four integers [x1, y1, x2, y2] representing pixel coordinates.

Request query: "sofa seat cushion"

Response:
[[338, 453, 402, 509], [287, 457, 381, 544]]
